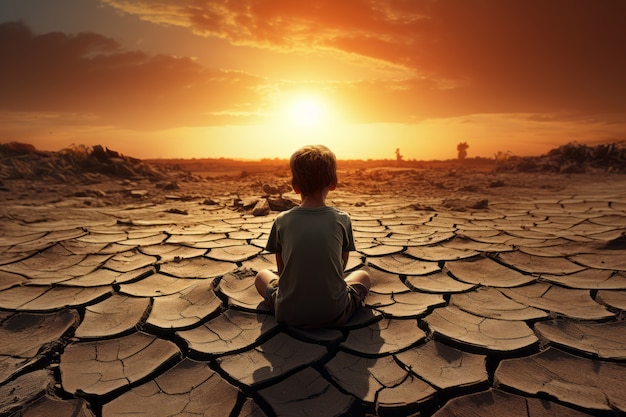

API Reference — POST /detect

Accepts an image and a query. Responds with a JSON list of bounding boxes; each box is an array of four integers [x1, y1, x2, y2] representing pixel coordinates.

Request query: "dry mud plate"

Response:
[[1, 168, 626, 417]]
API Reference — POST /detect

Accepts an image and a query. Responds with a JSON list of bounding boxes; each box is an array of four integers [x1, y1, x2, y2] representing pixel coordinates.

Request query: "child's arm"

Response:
[[276, 252, 285, 275]]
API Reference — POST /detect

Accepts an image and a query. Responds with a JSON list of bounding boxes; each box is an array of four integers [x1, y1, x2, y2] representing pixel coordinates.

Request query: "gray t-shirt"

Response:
[[266, 206, 356, 326]]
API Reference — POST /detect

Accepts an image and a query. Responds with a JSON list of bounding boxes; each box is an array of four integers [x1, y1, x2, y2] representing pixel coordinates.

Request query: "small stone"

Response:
[[252, 199, 270, 216], [129, 189, 148, 198], [162, 181, 179, 190], [267, 196, 297, 212], [165, 208, 188, 215]]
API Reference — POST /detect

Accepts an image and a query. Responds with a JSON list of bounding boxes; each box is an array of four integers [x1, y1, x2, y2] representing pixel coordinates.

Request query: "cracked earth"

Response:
[[0, 170, 625, 417]]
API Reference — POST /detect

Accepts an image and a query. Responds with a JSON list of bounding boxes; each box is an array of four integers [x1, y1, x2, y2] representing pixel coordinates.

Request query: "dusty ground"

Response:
[[0, 165, 610, 208], [1, 162, 625, 417]]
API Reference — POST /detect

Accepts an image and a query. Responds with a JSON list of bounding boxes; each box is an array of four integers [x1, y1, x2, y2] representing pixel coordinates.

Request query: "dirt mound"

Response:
[[496, 142, 626, 174], [0, 142, 196, 183]]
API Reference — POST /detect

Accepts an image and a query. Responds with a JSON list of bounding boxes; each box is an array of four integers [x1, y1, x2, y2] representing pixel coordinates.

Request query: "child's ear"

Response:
[[292, 184, 302, 194], [329, 182, 337, 191]]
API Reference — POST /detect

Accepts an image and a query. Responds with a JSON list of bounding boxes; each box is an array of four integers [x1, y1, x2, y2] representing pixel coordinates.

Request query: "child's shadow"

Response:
[[251, 306, 386, 415]]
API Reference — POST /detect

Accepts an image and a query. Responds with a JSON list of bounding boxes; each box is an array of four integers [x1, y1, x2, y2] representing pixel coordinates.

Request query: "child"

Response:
[[255, 144, 371, 328]]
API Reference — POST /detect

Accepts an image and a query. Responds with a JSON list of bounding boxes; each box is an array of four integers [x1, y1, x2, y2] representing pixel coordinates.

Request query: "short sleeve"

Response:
[[265, 221, 280, 253], [342, 215, 356, 252]]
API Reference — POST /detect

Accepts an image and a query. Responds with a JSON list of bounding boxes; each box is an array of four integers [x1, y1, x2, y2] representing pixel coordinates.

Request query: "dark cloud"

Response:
[[104, 0, 626, 119], [0, 21, 264, 129]]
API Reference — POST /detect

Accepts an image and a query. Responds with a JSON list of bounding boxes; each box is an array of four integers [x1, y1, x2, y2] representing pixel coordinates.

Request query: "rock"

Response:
[[267, 196, 297, 211], [162, 181, 180, 190], [236, 197, 259, 209], [261, 182, 291, 196], [164, 207, 188, 215], [252, 199, 270, 216], [129, 189, 148, 198]]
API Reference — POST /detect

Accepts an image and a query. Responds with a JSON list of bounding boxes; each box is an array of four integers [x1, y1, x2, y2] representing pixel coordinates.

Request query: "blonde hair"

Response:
[[289, 144, 337, 195]]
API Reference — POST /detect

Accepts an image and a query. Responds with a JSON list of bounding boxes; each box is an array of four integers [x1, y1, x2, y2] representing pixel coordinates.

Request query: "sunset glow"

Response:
[[1, 1, 625, 160], [285, 95, 327, 128]]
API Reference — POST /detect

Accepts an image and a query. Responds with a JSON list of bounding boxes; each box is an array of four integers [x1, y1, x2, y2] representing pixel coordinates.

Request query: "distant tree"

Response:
[[494, 150, 512, 163], [395, 148, 403, 162], [457, 142, 469, 160]]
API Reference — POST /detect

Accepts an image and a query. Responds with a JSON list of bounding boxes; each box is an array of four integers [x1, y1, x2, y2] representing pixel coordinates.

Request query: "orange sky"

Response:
[[1, 0, 625, 160]]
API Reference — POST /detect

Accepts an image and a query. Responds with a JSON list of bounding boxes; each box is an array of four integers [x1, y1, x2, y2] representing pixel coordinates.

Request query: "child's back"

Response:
[[254, 144, 371, 328], [267, 206, 354, 327]]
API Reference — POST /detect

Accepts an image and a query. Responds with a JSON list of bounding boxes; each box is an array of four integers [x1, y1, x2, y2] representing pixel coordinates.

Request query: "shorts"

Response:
[[264, 279, 368, 328]]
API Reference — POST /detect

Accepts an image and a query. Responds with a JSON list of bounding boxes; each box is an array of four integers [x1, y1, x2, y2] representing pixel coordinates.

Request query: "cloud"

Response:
[[3, 0, 626, 133], [0, 21, 265, 130], [103, 0, 626, 118]]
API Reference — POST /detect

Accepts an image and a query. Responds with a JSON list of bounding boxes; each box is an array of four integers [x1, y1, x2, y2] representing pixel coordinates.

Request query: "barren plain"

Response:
[[1, 143, 625, 417]]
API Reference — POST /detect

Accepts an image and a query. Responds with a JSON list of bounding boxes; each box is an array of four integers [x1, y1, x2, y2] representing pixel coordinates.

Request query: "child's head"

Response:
[[289, 144, 338, 195]]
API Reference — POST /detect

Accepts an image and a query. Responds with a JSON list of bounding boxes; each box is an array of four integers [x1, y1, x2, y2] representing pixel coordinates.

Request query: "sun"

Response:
[[285, 94, 326, 128]]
